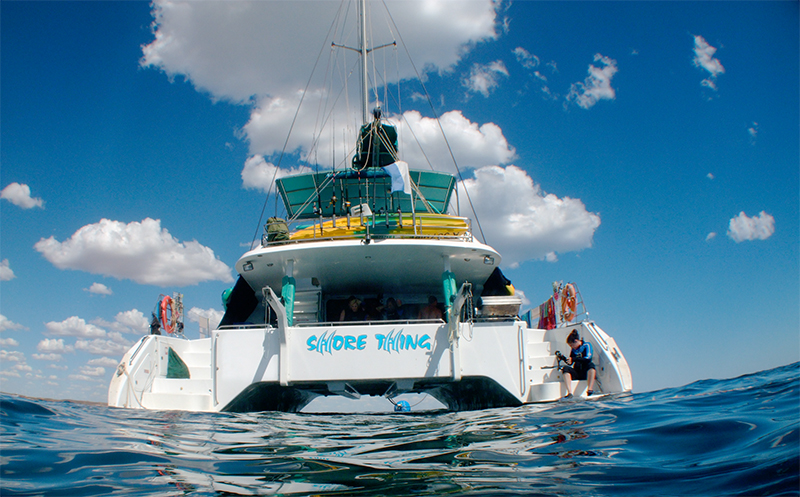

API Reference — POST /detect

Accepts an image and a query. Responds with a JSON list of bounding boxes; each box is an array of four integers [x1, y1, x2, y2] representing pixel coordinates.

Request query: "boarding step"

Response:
[[142, 391, 213, 412], [525, 329, 546, 342], [151, 377, 212, 395], [187, 366, 211, 379], [527, 382, 562, 402], [526, 341, 552, 358], [566, 380, 595, 397], [525, 356, 561, 383], [172, 350, 211, 379], [526, 380, 594, 402], [180, 351, 210, 364]]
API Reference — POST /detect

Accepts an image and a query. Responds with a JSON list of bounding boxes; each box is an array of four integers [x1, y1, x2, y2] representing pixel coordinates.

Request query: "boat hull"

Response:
[[108, 320, 632, 412]]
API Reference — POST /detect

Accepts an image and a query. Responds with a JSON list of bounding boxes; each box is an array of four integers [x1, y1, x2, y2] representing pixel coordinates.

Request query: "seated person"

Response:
[[382, 297, 404, 320], [560, 329, 597, 398], [339, 296, 368, 321], [419, 296, 443, 320]]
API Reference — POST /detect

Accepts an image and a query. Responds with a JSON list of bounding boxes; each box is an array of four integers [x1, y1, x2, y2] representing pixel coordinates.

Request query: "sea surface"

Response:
[[1, 363, 798, 496]]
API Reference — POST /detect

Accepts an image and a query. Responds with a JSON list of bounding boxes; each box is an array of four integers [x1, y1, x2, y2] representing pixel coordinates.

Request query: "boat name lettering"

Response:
[[307, 331, 367, 354], [306, 329, 430, 355], [375, 330, 431, 352]]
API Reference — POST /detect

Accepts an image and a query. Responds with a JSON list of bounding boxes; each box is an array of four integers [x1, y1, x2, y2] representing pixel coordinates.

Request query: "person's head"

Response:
[[566, 330, 582, 349], [428, 295, 438, 305], [386, 298, 397, 310], [347, 296, 360, 311]]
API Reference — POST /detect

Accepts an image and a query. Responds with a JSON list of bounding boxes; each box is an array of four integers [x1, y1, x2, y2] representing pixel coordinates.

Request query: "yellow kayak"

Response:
[[290, 213, 469, 240]]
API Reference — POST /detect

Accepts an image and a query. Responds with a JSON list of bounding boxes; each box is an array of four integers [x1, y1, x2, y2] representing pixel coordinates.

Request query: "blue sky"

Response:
[[1, 1, 797, 404]]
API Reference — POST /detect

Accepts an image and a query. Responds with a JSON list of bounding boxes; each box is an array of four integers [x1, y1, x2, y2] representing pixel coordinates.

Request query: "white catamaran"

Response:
[[108, 0, 632, 413]]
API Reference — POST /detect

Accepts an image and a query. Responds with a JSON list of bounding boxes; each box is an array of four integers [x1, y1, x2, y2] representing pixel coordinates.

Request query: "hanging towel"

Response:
[[382, 161, 412, 195]]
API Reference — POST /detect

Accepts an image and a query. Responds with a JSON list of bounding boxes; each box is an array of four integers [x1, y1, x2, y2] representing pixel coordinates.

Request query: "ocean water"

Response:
[[1, 363, 798, 496]]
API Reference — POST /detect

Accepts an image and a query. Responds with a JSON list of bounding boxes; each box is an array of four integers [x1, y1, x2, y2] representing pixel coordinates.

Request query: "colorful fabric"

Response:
[[537, 298, 556, 330]]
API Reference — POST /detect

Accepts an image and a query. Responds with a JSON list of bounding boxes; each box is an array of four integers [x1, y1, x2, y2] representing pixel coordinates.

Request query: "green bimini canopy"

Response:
[[276, 169, 456, 220]]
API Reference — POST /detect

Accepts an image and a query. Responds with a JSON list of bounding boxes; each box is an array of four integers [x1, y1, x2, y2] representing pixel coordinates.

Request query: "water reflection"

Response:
[[2, 364, 797, 496]]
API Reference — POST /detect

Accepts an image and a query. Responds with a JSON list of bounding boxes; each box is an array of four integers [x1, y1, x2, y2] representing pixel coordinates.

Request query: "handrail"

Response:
[[265, 232, 473, 246], [261, 213, 474, 247], [262, 286, 290, 386], [220, 319, 443, 329], [297, 318, 443, 327]]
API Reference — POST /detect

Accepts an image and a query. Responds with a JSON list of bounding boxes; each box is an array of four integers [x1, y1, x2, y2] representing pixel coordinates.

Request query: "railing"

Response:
[[295, 318, 444, 327], [217, 323, 276, 331], [218, 319, 443, 330], [261, 213, 474, 247], [522, 282, 590, 329]]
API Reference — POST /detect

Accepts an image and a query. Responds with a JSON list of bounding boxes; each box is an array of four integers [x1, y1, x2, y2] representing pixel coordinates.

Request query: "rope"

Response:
[[380, 0, 487, 244], [249, 7, 344, 251]]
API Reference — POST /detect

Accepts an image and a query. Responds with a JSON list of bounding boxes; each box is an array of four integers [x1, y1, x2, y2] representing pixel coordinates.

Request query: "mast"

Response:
[[359, 0, 369, 124]]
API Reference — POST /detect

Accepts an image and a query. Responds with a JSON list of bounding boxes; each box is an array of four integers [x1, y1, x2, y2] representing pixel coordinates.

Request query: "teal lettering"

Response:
[[376, 334, 385, 349], [419, 334, 431, 350], [357, 335, 367, 350], [333, 335, 344, 350], [344, 335, 356, 350], [307, 335, 317, 351], [326, 331, 334, 353]]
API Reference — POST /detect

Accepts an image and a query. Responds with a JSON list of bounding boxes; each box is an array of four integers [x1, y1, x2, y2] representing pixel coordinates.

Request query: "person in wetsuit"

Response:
[[339, 296, 368, 321], [560, 329, 597, 398]]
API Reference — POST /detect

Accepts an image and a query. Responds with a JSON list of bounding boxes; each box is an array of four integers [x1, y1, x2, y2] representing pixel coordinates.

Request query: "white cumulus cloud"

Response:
[[0, 350, 26, 369], [140, 0, 502, 180], [74, 337, 131, 356], [566, 54, 618, 109], [398, 110, 516, 171], [0, 259, 15, 281], [0, 314, 26, 332], [692, 35, 724, 91], [514, 47, 556, 99], [78, 365, 106, 377], [727, 211, 775, 242], [694, 42, 723, 74], [0, 337, 19, 347], [241, 155, 313, 193], [0, 182, 44, 209], [463, 60, 509, 97], [513, 47, 539, 69], [748, 122, 758, 144], [88, 356, 121, 367], [456, 165, 600, 267], [34, 218, 233, 286], [188, 307, 224, 331], [37, 338, 72, 353], [141, 0, 498, 103], [32, 353, 62, 361], [85, 282, 113, 296], [45, 316, 106, 338], [244, 109, 515, 186], [93, 309, 150, 335]]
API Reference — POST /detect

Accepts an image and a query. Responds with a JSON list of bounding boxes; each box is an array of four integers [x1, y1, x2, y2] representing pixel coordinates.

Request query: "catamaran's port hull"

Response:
[[108, 321, 632, 413]]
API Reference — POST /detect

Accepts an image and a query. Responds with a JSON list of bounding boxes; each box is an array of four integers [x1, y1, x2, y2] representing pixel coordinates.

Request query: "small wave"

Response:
[[1, 363, 797, 496]]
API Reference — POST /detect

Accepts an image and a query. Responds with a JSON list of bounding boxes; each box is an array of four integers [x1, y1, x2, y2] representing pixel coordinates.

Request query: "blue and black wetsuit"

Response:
[[563, 341, 596, 380]]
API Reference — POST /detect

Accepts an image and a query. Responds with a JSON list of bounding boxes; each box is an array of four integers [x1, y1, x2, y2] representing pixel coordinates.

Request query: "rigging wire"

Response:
[[253, 0, 486, 245], [249, 4, 347, 251], [379, 0, 487, 244]]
